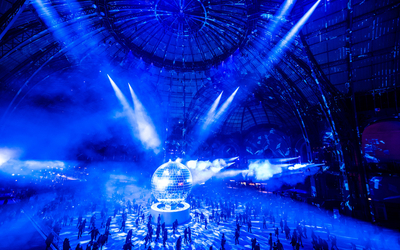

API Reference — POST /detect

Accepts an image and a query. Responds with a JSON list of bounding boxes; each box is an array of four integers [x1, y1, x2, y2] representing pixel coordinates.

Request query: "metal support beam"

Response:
[[0, 0, 28, 41]]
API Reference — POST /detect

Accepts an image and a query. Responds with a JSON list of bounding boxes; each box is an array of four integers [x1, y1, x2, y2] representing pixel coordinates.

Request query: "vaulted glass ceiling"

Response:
[[0, 0, 398, 142]]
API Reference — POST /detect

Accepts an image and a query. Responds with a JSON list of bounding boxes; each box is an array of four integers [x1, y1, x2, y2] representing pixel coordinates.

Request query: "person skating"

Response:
[[88, 227, 100, 242], [184, 227, 188, 244], [251, 238, 257, 250], [122, 242, 133, 250], [120, 219, 126, 232], [78, 223, 85, 239], [176, 236, 182, 250], [63, 238, 71, 250], [221, 233, 226, 250], [290, 233, 297, 250], [144, 233, 150, 248], [277, 239, 284, 250], [247, 220, 252, 233], [104, 229, 111, 243], [234, 229, 240, 245], [125, 229, 132, 243], [135, 217, 139, 228], [269, 233, 273, 250], [331, 235, 338, 250], [155, 223, 161, 242], [105, 217, 111, 230], [263, 216, 267, 229], [45, 232, 54, 250], [163, 228, 168, 247]]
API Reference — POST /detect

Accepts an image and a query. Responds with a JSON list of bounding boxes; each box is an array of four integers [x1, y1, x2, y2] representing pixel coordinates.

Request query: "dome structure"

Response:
[[151, 160, 192, 205], [104, 0, 251, 70]]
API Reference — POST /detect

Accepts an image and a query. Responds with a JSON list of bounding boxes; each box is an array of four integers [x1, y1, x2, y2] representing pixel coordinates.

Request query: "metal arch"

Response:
[[262, 101, 290, 127], [5, 33, 112, 126], [246, 106, 258, 126], [1, 26, 105, 125], [299, 32, 338, 96], [0, 41, 62, 84], [240, 106, 246, 132], [261, 103, 270, 124], [0, 0, 28, 41], [268, 67, 313, 156], [275, 66, 311, 107], [0, 18, 103, 83], [0, 22, 44, 59], [0, 13, 99, 61]]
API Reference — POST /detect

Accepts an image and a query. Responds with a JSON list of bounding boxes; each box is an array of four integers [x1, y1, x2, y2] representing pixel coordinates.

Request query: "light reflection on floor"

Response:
[[54, 200, 399, 250]]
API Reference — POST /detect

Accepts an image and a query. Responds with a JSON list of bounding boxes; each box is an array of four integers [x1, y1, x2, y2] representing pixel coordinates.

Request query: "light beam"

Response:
[[214, 87, 240, 121], [128, 84, 161, 153], [268, 0, 321, 64], [202, 91, 223, 131]]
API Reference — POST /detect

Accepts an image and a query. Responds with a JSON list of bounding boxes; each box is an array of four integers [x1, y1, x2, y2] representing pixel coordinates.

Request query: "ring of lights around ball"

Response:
[[151, 160, 192, 206], [150, 202, 191, 226]]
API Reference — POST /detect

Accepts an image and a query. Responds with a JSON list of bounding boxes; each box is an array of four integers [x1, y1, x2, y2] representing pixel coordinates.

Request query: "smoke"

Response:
[[0, 148, 19, 166], [105, 174, 146, 199], [186, 158, 236, 185], [246, 159, 324, 189], [249, 159, 284, 180]]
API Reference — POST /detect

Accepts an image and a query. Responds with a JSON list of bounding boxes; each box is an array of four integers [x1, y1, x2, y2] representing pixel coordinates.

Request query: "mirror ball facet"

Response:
[[151, 160, 192, 205]]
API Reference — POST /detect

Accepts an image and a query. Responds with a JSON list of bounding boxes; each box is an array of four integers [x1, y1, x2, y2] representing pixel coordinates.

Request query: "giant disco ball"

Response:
[[151, 160, 192, 205]]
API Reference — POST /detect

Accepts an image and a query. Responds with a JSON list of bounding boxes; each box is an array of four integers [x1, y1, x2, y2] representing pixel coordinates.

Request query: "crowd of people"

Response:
[[1, 182, 400, 250]]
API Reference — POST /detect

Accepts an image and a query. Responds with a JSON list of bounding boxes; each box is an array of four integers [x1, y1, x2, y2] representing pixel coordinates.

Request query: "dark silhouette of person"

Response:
[[85, 242, 92, 250], [163, 228, 168, 247], [105, 217, 111, 230], [251, 238, 257, 250], [88, 227, 100, 242], [126, 229, 133, 243], [176, 236, 182, 250], [120, 219, 126, 232], [263, 216, 267, 229], [156, 223, 161, 242], [221, 233, 226, 250], [45, 233, 54, 250], [184, 227, 188, 244], [144, 233, 150, 248], [63, 238, 71, 250], [123, 242, 133, 250], [269, 233, 273, 250], [104, 229, 111, 243], [277, 239, 284, 250], [78, 223, 85, 239], [235, 229, 240, 245]]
